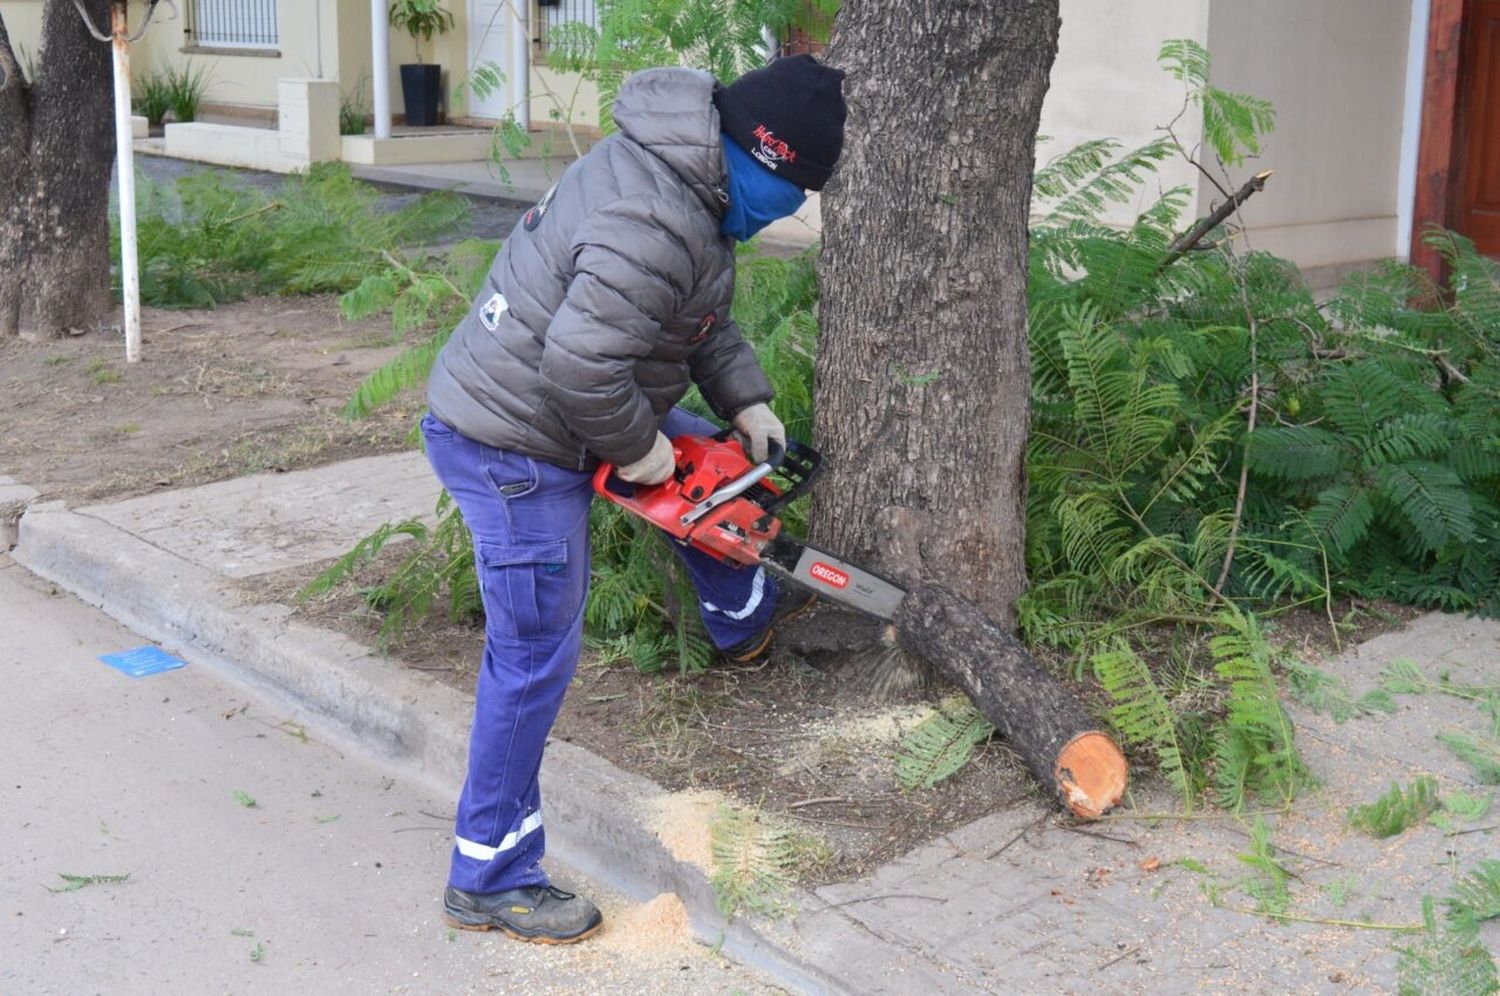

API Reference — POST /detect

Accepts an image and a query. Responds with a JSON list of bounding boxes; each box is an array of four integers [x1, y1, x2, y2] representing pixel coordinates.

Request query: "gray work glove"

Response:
[[616, 432, 676, 485], [732, 403, 786, 464]]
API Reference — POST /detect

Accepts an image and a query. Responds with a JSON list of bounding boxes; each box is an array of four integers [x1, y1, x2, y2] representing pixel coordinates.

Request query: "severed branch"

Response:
[[1160, 169, 1274, 270]]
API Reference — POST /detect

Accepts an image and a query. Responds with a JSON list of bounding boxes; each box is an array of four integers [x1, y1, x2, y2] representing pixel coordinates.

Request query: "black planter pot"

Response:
[[399, 63, 442, 127]]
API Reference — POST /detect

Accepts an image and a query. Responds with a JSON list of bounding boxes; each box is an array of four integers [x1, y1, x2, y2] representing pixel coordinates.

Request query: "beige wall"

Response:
[[0, 1, 48, 77], [1204, 0, 1412, 268], [120, 0, 334, 112], [1038, 0, 1211, 226]]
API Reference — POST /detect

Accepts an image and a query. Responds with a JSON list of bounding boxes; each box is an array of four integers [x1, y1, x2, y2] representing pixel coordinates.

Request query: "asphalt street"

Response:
[[0, 555, 776, 995]]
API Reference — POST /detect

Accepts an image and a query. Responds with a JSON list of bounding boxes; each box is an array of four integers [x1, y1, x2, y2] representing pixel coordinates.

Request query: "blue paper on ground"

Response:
[[98, 645, 187, 678]]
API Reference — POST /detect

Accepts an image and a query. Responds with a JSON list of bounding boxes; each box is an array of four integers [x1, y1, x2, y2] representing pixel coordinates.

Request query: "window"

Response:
[[190, 0, 279, 50], [539, 0, 599, 55]]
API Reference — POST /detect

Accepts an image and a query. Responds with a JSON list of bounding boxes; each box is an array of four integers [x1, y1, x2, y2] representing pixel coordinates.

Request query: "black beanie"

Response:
[[713, 54, 847, 192]]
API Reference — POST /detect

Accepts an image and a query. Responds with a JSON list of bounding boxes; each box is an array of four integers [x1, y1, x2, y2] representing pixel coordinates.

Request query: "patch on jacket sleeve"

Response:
[[480, 292, 509, 331], [523, 183, 559, 232], [690, 311, 718, 344]]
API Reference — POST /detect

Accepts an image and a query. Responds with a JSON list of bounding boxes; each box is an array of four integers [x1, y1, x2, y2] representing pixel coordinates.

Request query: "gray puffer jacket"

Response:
[[426, 67, 773, 471]]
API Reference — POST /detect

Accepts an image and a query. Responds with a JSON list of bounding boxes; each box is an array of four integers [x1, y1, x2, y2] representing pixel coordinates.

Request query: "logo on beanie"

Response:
[[750, 124, 798, 172]]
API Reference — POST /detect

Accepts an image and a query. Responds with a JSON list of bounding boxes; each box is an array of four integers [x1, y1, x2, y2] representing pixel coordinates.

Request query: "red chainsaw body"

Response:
[[592, 435, 780, 566]]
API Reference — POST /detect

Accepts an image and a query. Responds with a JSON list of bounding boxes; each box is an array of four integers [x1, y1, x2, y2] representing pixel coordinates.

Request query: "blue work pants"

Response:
[[421, 408, 778, 895]]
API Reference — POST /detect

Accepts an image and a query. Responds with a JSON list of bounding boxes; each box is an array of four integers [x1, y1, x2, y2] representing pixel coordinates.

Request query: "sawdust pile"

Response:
[[596, 892, 693, 957], [646, 789, 723, 873], [807, 703, 933, 746]]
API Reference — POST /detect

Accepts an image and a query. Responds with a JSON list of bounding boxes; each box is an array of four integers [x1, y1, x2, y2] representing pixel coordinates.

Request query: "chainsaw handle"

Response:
[[712, 427, 785, 471], [713, 428, 822, 512], [760, 439, 821, 512]]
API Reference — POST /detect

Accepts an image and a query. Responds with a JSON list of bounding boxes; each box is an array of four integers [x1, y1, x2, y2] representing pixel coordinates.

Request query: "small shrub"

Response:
[[340, 77, 370, 136], [116, 164, 469, 309], [162, 61, 213, 123], [133, 67, 172, 127]]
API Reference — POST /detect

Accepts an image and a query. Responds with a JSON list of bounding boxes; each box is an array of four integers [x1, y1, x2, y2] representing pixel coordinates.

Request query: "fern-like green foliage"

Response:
[[1209, 612, 1308, 808], [1383, 660, 1500, 737], [546, 0, 835, 133], [1093, 642, 1198, 809], [115, 164, 468, 309], [1235, 816, 1292, 916], [341, 239, 500, 418], [708, 803, 826, 918], [1347, 777, 1441, 838], [1440, 732, 1500, 785], [1157, 39, 1276, 165], [894, 698, 996, 791], [1432, 791, 1492, 833], [1397, 895, 1500, 996], [1446, 860, 1500, 930], [300, 491, 481, 645], [1285, 660, 1397, 722]]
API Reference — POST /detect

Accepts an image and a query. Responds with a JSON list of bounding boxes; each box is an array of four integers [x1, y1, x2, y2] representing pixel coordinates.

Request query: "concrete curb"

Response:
[[12, 502, 867, 993]]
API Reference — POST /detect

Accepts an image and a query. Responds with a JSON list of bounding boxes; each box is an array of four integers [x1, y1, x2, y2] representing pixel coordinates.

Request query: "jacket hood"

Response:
[[613, 67, 728, 217]]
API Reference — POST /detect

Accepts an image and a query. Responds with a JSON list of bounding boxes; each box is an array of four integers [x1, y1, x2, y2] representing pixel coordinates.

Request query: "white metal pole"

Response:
[[315, 0, 325, 78], [371, 0, 392, 138], [511, 0, 530, 131], [111, 1, 142, 363]]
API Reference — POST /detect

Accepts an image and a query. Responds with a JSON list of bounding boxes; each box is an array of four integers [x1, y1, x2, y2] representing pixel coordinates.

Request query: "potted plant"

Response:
[[389, 0, 454, 127]]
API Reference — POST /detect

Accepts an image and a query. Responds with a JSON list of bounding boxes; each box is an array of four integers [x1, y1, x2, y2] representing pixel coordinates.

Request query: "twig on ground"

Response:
[[787, 796, 849, 810], [1096, 946, 1143, 972], [1213, 901, 1420, 932], [1053, 824, 1141, 848], [986, 812, 1050, 860]]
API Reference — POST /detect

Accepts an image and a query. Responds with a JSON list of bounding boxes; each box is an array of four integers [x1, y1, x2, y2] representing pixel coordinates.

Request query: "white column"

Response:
[[371, 0, 392, 139], [111, 2, 141, 363], [1397, 0, 1432, 262], [511, 0, 531, 130]]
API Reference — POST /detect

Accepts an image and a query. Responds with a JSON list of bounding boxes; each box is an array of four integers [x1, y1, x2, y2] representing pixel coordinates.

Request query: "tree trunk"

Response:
[[0, 0, 116, 339], [814, 0, 1061, 628]]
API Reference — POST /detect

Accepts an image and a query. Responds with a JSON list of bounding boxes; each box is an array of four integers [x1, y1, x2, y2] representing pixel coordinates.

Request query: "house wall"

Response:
[[0, 0, 594, 130], [1038, 0, 1211, 226], [117, 0, 336, 114], [1203, 0, 1414, 270], [0, 1, 48, 77]]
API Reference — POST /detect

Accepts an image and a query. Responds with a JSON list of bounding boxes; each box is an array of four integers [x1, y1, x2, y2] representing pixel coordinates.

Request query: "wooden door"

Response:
[[1455, 0, 1500, 254]]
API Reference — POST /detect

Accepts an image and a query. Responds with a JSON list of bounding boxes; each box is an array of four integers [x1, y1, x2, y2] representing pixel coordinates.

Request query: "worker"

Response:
[[421, 54, 847, 943]]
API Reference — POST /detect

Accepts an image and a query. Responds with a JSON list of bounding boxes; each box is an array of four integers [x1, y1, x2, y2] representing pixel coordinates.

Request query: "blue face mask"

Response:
[[719, 134, 807, 243]]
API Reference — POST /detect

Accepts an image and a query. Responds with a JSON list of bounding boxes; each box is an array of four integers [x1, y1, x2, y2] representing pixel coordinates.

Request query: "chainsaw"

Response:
[[593, 433, 906, 621]]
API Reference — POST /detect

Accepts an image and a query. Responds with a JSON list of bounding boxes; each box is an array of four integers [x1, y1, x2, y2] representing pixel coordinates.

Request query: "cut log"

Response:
[[893, 584, 1128, 819]]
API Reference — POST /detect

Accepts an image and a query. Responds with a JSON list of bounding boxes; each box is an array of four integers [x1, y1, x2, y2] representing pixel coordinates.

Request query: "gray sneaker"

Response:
[[444, 884, 604, 944]]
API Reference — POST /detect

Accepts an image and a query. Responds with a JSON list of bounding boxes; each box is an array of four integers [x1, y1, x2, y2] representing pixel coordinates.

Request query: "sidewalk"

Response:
[[8, 455, 1498, 993]]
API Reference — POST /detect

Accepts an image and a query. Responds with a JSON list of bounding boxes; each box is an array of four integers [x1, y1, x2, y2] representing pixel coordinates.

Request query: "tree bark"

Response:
[[814, 0, 1061, 628], [0, 0, 116, 339], [894, 585, 1127, 818]]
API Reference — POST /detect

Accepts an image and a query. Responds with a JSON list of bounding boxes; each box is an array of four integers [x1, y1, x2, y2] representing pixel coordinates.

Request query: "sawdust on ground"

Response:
[[804, 702, 934, 746], [596, 892, 694, 958], [646, 789, 725, 874]]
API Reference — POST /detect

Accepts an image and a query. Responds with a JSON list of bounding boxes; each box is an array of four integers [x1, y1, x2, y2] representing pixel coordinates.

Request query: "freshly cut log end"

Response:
[[1054, 731, 1129, 819], [893, 583, 1129, 820]]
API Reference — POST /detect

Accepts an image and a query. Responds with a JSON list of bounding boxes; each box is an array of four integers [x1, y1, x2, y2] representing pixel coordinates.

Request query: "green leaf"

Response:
[[894, 698, 995, 791], [1347, 777, 1441, 838]]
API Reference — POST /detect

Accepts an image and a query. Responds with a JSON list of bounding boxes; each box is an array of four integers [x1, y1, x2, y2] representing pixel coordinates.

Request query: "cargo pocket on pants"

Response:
[[476, 539, 576, 639]]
